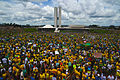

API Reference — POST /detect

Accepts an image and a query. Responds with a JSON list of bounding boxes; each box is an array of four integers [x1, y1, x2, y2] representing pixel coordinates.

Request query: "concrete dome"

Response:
[[43, 25, 54, 28]]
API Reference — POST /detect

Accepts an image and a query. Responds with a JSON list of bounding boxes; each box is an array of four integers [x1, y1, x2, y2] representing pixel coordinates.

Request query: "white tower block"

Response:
[[59, 7, 61, 28], [54, 7, 58, 28]]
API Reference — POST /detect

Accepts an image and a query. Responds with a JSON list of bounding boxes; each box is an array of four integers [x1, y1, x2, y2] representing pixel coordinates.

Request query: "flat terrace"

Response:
[[38, 27, 90, 32]]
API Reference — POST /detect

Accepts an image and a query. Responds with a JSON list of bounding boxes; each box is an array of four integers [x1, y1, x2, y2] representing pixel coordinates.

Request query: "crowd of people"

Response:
[[0, 31, 120, 80]]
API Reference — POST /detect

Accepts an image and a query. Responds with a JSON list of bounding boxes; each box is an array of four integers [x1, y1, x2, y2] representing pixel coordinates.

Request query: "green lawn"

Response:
[[23, 28, 38, 32]]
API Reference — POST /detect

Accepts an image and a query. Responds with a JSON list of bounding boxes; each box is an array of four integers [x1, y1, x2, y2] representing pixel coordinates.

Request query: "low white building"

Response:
[[42, 25, 54, 28]]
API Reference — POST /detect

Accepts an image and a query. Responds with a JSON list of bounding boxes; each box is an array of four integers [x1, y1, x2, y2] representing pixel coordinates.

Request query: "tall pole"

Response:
[[59, 7, 61, 28], [54, 7, 58, 28]]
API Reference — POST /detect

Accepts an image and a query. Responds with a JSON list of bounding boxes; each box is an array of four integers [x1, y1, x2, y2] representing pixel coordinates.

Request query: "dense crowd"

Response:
[[0, 31, 120, 80]]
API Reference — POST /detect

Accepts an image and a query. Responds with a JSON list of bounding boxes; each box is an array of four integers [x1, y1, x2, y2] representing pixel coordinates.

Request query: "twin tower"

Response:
[[54, 7, 61, 28]]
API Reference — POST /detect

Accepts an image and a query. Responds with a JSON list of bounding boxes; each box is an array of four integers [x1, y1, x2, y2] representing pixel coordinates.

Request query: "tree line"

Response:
[[0, 23, 120, 30]]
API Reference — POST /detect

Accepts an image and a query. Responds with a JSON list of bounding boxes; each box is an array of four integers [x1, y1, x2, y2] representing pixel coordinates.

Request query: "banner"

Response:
[[94, 53, 102, 58]]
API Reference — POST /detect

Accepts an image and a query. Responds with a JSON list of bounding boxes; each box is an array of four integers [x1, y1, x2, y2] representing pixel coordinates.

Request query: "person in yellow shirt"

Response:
[[57, 70, 61, 76], [50, 74, 53, 79], [75, 69, 80, 75], [40, 73, 45, 80], [62, 73, 66, 77], [52, 69, 57, 74], [45, 72, 49, 79]]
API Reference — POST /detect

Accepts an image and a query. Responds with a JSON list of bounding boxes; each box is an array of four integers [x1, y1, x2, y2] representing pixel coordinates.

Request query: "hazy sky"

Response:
[[0, 0, 120, 26]]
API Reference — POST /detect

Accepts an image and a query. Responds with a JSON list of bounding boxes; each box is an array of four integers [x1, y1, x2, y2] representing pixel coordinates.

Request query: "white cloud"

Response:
[[11, 0, 48, 2], [52, 0, 120, 26], [0, 0, 120, 26], [53, 0, 116, 17], [105, 0, 120, 6], [41, 5, 54, 16], [0, 1, 54, 25]]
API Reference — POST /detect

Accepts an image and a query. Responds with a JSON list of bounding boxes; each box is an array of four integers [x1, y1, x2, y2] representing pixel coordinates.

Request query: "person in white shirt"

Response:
[[20, 71, 24, 80], [33, 44, 36, 47], [52, 63, 54, 68], [25, 57, 28, 64], [66, 69, 68, 74], [107, 63, 112, 69], [1, 68, 6, 73], [2, 58, 7, 64], [101, 73, 106, 80], [115, 76, 117, 80], [52, 74, 57, 80], [50, 52, 53, 55], [64, 48, 68, 53], [107, 75, 114, 80], [33, 59, 37, 64], [9, 59, 12, 65], [8, 67, 12, 74]]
